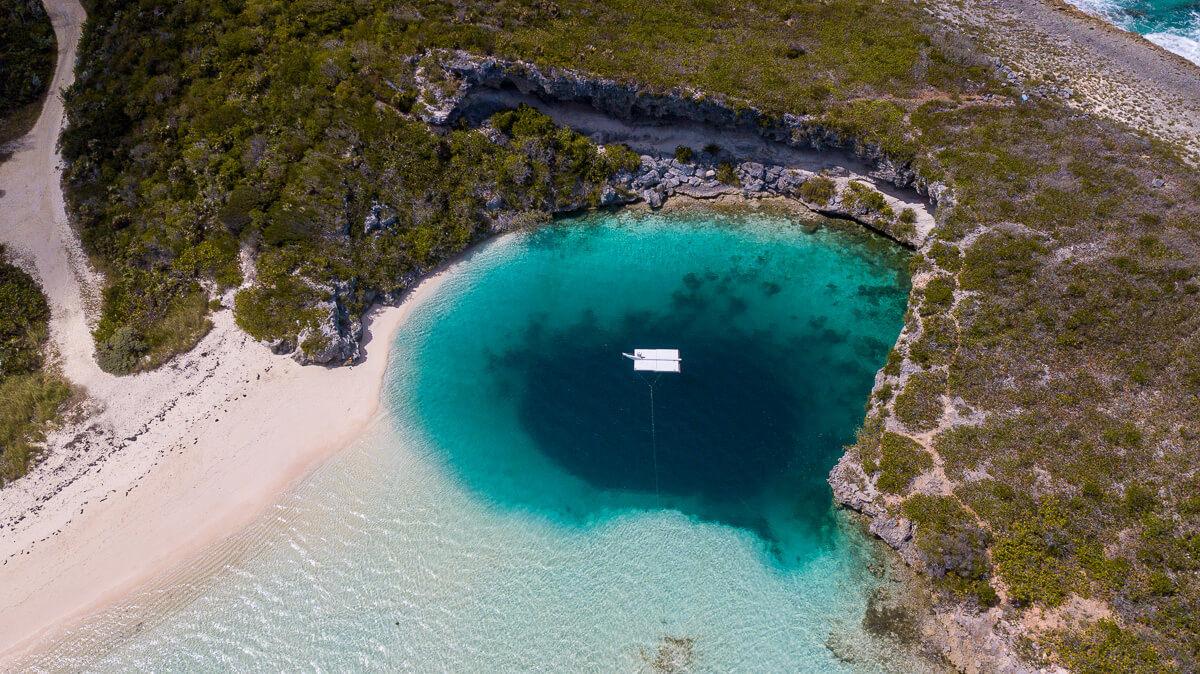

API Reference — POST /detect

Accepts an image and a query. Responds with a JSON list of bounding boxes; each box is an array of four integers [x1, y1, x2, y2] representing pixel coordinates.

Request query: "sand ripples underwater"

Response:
[[25, 212, 939, 672]]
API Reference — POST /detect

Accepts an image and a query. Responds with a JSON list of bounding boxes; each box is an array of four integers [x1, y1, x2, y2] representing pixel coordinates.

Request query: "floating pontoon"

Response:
[[623, 349, 682, 373]]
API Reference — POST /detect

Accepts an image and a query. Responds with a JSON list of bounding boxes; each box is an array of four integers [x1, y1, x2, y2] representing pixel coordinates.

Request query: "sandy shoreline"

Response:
[[0, 267, 458, 663], [0, 1, 463, 647]]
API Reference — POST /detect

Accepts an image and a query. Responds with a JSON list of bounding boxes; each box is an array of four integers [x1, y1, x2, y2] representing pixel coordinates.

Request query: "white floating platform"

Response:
[[623, 349, 682, 373]]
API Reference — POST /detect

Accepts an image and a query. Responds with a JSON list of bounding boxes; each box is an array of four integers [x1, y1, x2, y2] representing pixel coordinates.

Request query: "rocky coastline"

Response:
[[286, 50, 943, 366], [260, 49, 1039, 672], [413, 51, 1044, 673]]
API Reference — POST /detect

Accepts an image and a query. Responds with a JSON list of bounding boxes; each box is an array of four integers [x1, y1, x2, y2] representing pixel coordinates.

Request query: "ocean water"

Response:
[[1069, 0, 1200, 64], [26, 210, 925, 671]]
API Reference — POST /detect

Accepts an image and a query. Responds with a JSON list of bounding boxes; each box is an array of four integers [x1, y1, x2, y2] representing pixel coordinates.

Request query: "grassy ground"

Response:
[[0, 1, 69, 485], [0, 247, 72, 485], [61, 0, 1200, 668]]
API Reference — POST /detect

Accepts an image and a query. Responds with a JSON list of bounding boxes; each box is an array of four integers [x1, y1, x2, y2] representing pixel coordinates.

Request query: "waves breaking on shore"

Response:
[[1069, 0, 1200, 64]]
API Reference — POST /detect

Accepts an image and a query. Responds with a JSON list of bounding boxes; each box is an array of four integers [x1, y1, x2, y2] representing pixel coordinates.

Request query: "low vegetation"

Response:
[[798, 175, 836, 205], [0, 1, 68, 484], [0, 247, 71, 484], [62, 0, 1200, 667], [875, 431, 932, 494]]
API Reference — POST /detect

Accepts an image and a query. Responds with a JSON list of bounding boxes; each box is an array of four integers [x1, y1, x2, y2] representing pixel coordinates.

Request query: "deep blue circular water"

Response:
[[397, 210, 909, 564]]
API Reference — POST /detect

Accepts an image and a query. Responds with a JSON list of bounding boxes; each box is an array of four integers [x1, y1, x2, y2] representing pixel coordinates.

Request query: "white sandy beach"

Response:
[[0, 0, 459, 658]]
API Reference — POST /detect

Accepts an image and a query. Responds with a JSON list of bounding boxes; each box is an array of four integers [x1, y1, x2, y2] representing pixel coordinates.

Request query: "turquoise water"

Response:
[[403, 211, 908, 567], [27, 210, 924, 671], [1069, 0, 1200, 63]]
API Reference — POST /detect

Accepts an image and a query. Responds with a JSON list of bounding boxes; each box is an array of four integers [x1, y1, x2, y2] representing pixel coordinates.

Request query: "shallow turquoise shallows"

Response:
[[1069, 0, 1200, 63], [31, 210, 927, 672]]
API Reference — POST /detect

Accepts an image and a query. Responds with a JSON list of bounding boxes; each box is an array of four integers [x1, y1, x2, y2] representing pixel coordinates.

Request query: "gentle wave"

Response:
[[1066, 1, 1200, 65], [1147, 29, 1200, 64]]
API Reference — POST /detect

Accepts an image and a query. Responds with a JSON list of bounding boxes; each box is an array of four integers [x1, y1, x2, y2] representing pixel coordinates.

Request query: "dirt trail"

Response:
[[0, 0, 107, 390]]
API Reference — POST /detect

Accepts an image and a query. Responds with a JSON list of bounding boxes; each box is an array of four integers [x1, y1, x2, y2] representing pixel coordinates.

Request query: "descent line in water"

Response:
[[649, 380, 660, 505]]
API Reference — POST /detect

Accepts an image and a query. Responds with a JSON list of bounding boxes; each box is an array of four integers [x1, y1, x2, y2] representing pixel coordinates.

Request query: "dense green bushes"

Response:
[[0, 0, 55, 141], [893, 369, 945, 432], [0, 372, 71, 484], [903, 494, 996, 606], [799, 176, 835, 204], [0, 248, 50, 376], [0, 247, 70, 484], [63, 0, 635, 368], [1057, 620, 1174, 674]]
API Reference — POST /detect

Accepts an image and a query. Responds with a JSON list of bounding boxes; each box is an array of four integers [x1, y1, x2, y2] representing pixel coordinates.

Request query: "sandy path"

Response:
[[0, 0, 101, 389], [0, 0, 444, 662]]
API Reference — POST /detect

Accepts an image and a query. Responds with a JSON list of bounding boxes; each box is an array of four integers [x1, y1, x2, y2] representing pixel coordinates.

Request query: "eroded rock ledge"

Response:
[[285, 50, 947, 365], [415, 49, 950, 239]]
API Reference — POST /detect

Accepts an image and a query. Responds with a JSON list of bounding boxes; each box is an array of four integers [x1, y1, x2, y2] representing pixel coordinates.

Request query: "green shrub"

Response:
[[876, 432, 933, 493], [492, 105, 555, 137], [903, 494, 994, 599], [892, 217, 915, 240], [958, 233, 1045, 293], [1123, 483, 1157, 516], [882, 347, 903, 376], [1057, 620, 1174, 674], [908, 313, 956, 368], [1103, 423, 1143, 449], [604, 144, 642, 173], [0, 249, 51, 376], [799, 176, 836, 204], [674, 145, 694, 163], [96, 325, 149, 375], [821, 99, 915, 160], [920, 276, 955, 316], [845, 180, 889, 212], [992, 498, 1077, 606], [140, 291, 213, 370], [234, 281, 324, 344], [1147, 570, 1175, 596], [0, 0, 55, 119], [927, 241, 962, 273], [0, 371, 71, 485], [899, 207, 917, 224], [716, 162, 739, 186], [217, 185, 262, 234], [893, 370, 945, 432], [1076, 541, 1131, 592]]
